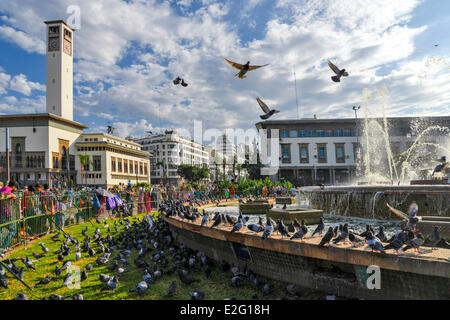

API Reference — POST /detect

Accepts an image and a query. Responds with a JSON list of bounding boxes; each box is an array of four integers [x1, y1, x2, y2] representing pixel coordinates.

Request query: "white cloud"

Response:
[[0, 25, 45, 54], [0, 0, 448, 138], [0, 72, 11, 95], [9, 74, 45, 96]]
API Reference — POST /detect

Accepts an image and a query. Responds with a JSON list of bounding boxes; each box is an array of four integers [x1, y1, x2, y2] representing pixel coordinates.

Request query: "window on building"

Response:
[[61, 147, 68, 170], [326, 130, 333, 137], [344, 129, 351, 137], [289, 130, 298, 138], [299, 130, 306, 137], [144, 164, 148, 175], [118, 158, 122, 172], [123, 159, 128, 173], [317, 130, 325, 137], [111, 157, 116, 172], [281, 144, 291, 163], [335, 144, 345, 163], [93, 155, 101, 171], [135, 162, 138, 174], [129, 160, 133, 174], [307, 130, 315, 137], [299, 144, 309, 163], [317, 144, 327, 163], [140, 163, 143, 175], [335, 129, 343, 137], [280, 129, 289, 138]]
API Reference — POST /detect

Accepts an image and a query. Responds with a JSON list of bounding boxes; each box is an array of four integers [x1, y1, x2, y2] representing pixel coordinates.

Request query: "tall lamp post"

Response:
[[352, 106, 361, 178]]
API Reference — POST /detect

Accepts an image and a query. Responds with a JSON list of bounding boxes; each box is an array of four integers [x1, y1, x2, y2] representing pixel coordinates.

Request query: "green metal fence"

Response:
[[0, 192, 95, 252], [0, 191, 159, 252]]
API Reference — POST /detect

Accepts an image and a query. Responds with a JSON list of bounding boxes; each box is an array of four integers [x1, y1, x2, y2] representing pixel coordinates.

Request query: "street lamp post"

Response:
[[352, 105, 361, 178]]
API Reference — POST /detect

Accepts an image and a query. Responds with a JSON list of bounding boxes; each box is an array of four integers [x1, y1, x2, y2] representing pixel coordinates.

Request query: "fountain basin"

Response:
[[267, 208, 323, 225], [239, 199, 274, 215], [275, 197, 295, 205], [300, 185, 450, 220]]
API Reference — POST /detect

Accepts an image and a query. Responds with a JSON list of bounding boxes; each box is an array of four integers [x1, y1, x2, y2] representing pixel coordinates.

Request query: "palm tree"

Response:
[[232, 154, 237, 182], [222, 156, 227, 182], [236, 163, 243, 182], [78, 154, 91, 187]]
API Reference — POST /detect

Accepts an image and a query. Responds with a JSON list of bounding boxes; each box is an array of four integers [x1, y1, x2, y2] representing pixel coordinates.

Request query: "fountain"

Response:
[[300, 87, 450, 223]]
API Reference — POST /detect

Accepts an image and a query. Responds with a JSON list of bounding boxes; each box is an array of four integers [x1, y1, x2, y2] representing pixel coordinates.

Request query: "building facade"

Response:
[[209, 134, 247, 182], [0, 20, 152, 188], [256, 116, 450, 186], [134, 130, 210, 185], [0, 114, 86, 186], [0, 21, 84, 187], [75, 133, 151, 189]]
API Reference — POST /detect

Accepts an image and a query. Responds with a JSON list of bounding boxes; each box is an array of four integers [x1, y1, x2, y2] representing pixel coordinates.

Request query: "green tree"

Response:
[[177, 165, 209, 183]]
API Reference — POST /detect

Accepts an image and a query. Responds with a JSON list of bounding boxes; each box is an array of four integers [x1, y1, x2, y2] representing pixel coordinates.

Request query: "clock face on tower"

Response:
[[63, 39, 72, 56], [48, 37, 59, 52]]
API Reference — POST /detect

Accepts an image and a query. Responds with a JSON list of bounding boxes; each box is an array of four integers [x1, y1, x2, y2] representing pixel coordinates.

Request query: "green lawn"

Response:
[[0, 213, 324, 300]]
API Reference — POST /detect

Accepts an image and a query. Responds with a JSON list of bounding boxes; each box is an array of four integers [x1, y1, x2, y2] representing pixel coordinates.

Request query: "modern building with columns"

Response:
[[256, 116, 450, 186]]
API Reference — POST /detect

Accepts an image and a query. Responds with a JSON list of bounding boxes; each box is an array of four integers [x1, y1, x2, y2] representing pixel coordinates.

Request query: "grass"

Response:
[[0, 212, 325, 300]]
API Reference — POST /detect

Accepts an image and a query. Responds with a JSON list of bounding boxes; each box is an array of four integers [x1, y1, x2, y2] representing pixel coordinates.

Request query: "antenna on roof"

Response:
[[293, 68, 300, 119]]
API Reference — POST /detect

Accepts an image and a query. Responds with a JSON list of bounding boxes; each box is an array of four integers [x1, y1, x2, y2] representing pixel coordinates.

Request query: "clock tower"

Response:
[[45, 20, 74, 121]]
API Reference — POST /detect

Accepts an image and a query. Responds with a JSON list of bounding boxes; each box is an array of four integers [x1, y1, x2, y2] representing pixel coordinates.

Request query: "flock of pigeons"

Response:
[[172, 58, 348, 120], [0, 196, 328, 300], [165, 199, 447, 257]]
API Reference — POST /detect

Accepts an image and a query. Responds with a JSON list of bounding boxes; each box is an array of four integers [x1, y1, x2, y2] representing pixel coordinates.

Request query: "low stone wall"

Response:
[[165, 215, 450, 300]]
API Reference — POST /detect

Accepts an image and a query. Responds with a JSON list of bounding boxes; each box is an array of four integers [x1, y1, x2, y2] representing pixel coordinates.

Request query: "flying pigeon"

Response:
[[173, 77, 188, 87], [107, 125, 115, 135], [327, 60, 349, 82], [256, 98, 280, 120], [224, 58, 269, 79]]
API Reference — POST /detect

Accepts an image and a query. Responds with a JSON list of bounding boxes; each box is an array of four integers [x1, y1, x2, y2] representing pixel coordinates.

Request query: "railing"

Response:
[[0, 192, 95, 252], [0, 190, 164, 253]]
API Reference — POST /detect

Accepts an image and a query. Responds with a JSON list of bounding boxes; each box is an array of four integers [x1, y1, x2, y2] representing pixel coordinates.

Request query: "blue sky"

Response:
[[0, 0, 449, 139]]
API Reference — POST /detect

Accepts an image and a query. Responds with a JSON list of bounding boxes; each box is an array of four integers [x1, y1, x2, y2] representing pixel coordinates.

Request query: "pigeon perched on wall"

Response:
[[348, 232, 366, 247], [256, 98, 280, 120], [367, 232, 386, 254], [403, 233, 425, 253], [224, 58, 269, 79], [319, 227, 334, 247], [328, 60, 349, 82], [311, 217, 325, 237], [261, 219, 273, 240], [424, 226, 441, 250], [332, 223, 349, 245], [375, 226, 386, 242], [247, 223, 264, 233], [290, 220, 308, 242]]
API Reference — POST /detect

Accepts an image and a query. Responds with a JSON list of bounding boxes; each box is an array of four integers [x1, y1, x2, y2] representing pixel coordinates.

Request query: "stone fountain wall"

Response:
[[300, 186, 450, 220]]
